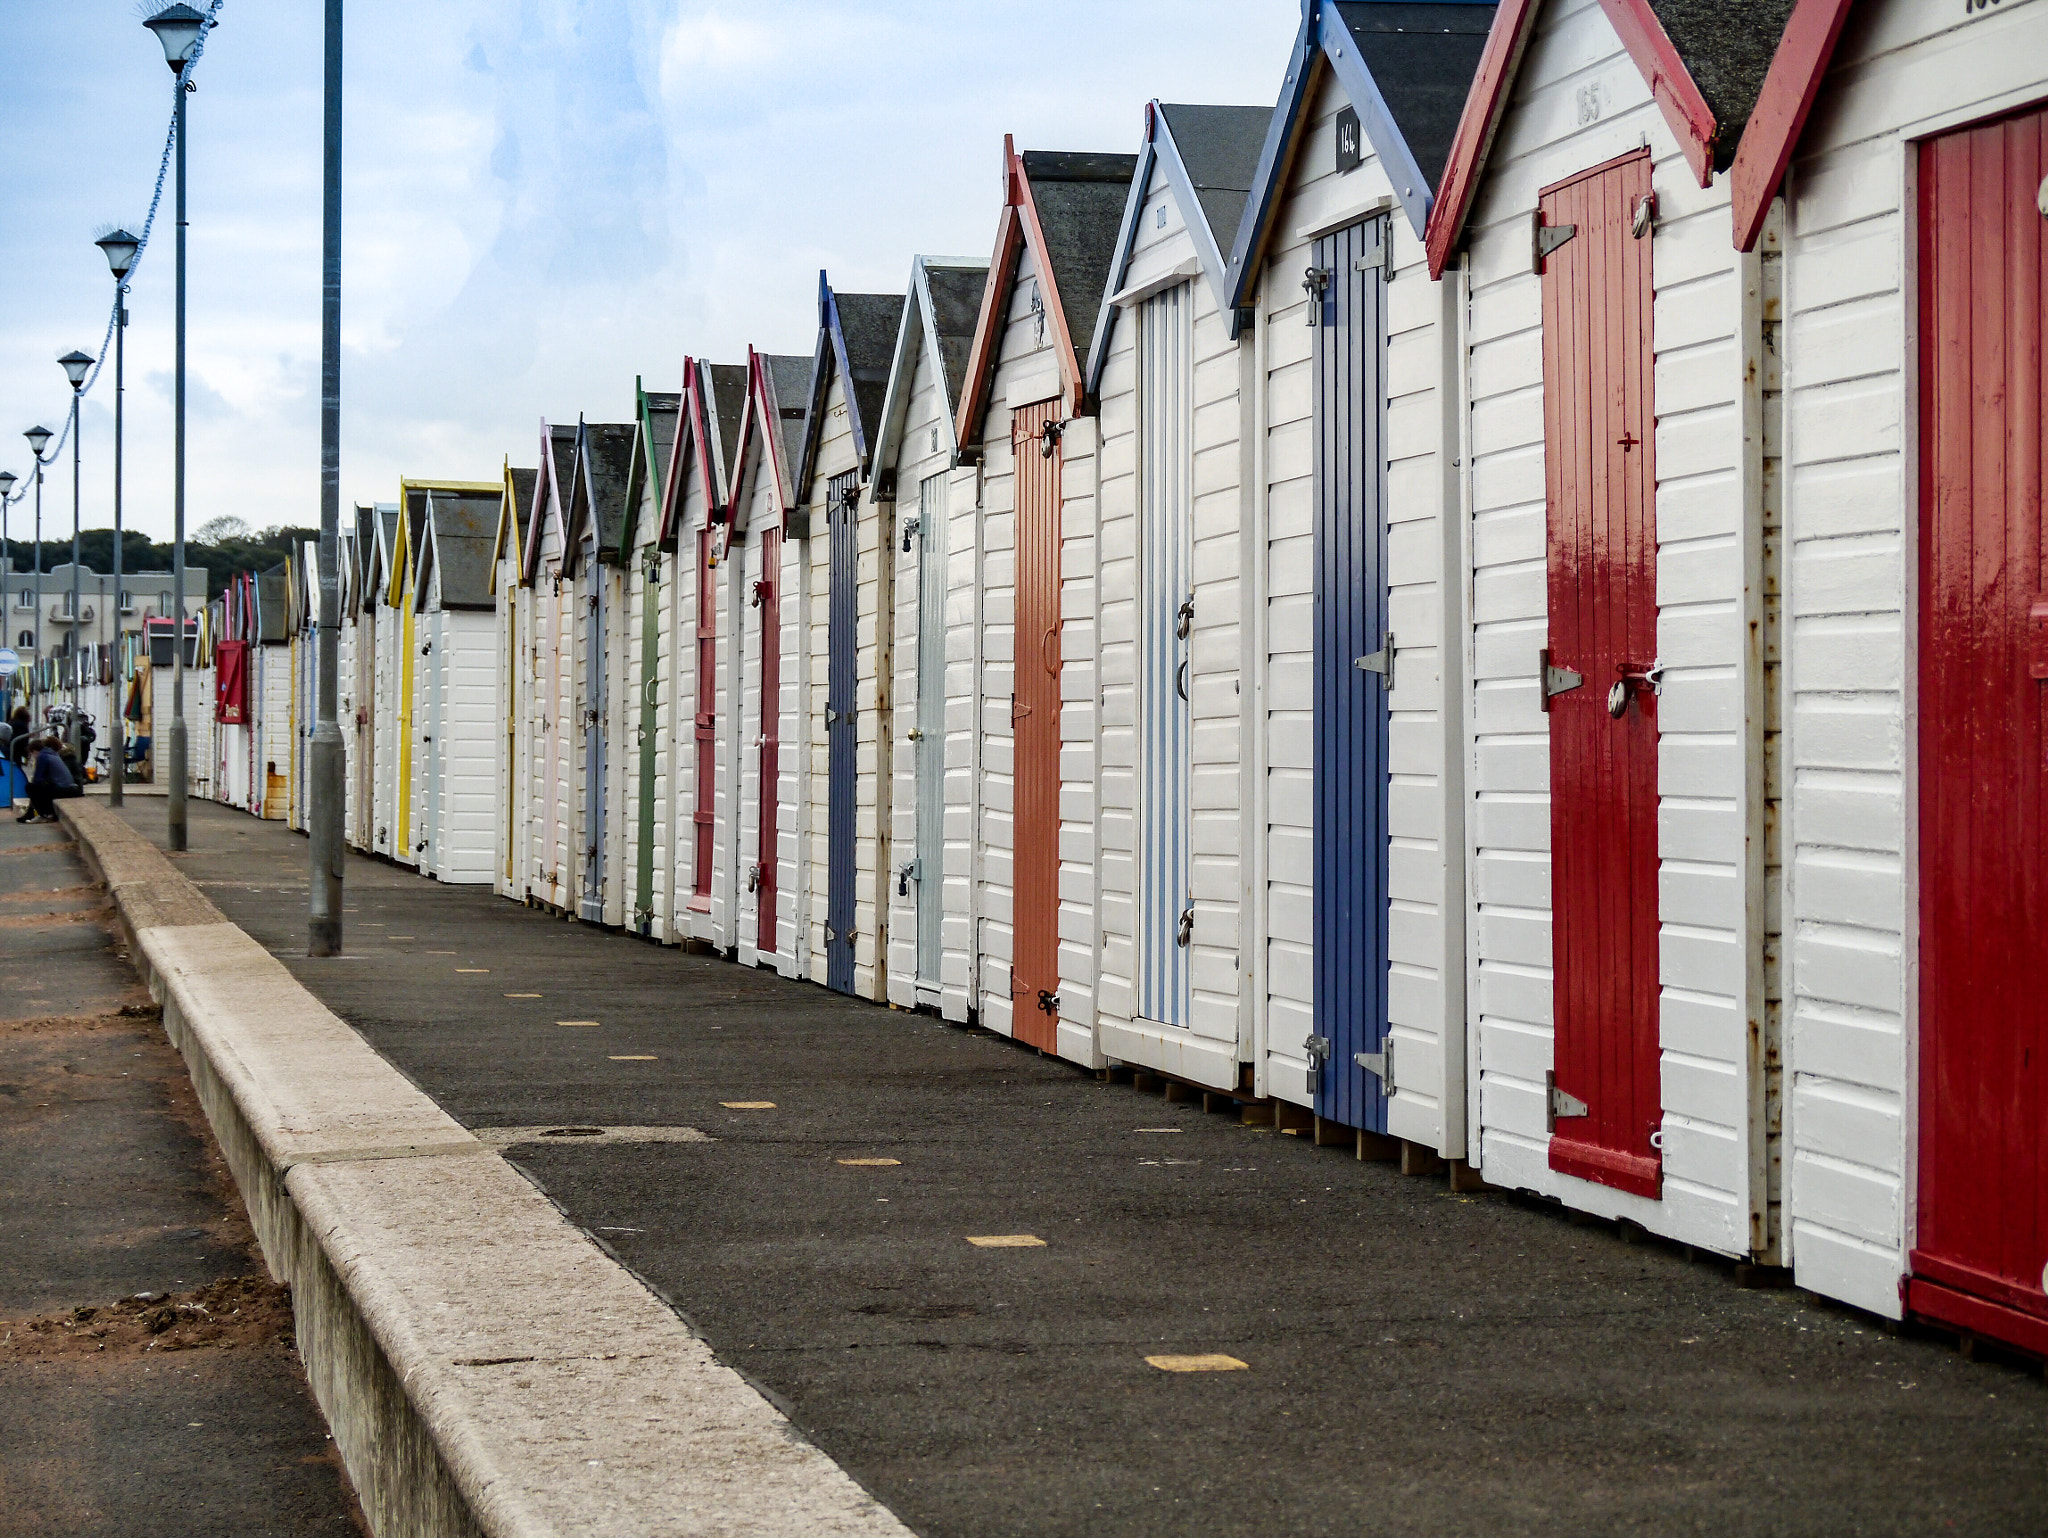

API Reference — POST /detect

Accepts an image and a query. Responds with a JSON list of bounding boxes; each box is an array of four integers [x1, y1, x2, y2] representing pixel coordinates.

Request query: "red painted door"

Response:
[[755, 526, 782, 957], [1911, 102, 2048, 1355], [1011, 399, 1062, 1051], [1540, 148, 1662, 1200], [693, 525, 716, 905]]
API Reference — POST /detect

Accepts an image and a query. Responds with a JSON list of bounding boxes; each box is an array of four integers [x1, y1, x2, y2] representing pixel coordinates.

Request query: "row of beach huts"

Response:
[[183, 0, 2048, 1358]]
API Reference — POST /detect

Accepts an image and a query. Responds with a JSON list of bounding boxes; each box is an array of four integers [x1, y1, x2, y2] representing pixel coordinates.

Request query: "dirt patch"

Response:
[[0, 1275, 294, 1360], [0, 1005, 157, 1038], [0, 883, 97, 906], [0, 905, 115, 930], [0, 841, 72, 857]]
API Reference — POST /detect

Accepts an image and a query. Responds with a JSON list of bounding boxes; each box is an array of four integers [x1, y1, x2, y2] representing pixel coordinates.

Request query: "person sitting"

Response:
[[21, 736, 82, 824]]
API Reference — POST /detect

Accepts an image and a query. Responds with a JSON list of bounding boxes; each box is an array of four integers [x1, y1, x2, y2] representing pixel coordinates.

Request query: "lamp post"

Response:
[[24, 426, 51, 711], [59, 351, 93, 760], [145, 3, 207, 851], [96, 229, 140, 806], [308, 0, 345, 955], [0, 471, 14, 722]]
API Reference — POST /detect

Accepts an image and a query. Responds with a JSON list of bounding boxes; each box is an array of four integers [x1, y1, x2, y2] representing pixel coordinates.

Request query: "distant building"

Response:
[[5, 562, 208, 667]]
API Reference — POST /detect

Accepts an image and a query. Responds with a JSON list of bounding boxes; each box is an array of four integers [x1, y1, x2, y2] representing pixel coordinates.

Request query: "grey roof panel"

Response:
[[924, 263, 989, 411], [766, 354, 812, 480], [582, 423, 639, 553], [1333, 2, 1498, 195], [428, 491, 501, 609], [1157, 102, 1271, 254], [1021, 150, 1139, 363], [706, 363, 748, 490], [833, 291, 903, 453], [1645, 0, 1799, 167]]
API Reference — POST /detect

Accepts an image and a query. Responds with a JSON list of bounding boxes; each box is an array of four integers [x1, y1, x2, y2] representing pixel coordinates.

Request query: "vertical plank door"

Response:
[[1312, 217, 1391, 1132], [826, 469, 862, 993], [1138, 282, 1194, 1029], [1011, 397, 1064, 1051], [634, 547, 661, 933], [1910, 102, 2048, 1353], [914, 471, 948, 996], [1540, 148, 1661, 1199], [693, 526, 717, 906], [755, 525, 783, 957], [581, 539, 607, 923]]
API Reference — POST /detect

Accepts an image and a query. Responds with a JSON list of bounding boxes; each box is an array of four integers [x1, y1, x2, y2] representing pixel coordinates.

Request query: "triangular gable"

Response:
[[870, 256, 989, 491], [371, 504, 401, 609], [725, 347, 810, 539], [394, 477, 497, 607], [955, 136, 1140, 448], [658, 359, 708, 546], [492, 461, 535, 594], [1227, 0, 1496, 313], [566, 419, 638, 571], [795, 274, 902, 501], [1425, 0, 1800, 275], [414, 513, 439, 614], [417, 489, 499, 611], [522, 422, 579, 584], [619, 381, 682, 560], [1087, 100, 1269, 393]]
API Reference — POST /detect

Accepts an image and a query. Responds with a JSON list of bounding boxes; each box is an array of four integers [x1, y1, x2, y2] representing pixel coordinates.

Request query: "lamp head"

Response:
[[58, 351, 95, 390], [95, 228, 141, 280], [0, 472, 16, 499], [143, 4, 208, 72], [24, 426, 51, 458]]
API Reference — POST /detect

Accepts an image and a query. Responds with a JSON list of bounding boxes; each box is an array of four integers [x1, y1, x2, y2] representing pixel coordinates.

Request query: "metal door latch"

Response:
[[1546, 1072, 1589, 1131], [1301, 265, 1331, 325], [1304, 1034, 1332, 1077], [1540, 648, 1583, 711], [746, 862, 763, 893], [1606, 661, 1665, 718], [901, 515, 920, 553], [896, 859, 920, 897], [1631, 193, 1658, 240], [1355, 1037, 1395, 1095], [1533, 213, 1578, 273], [1176, 906, 1194, 947], [1039, 418, 1064, 459], [1175, 595, 1194, 640], [1037, 989, 1060, 1015], [1354, 632, 1395, 690]]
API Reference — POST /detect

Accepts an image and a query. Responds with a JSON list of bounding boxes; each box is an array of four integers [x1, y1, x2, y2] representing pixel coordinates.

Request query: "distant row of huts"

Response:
[[189, 0, 2048, 1361]]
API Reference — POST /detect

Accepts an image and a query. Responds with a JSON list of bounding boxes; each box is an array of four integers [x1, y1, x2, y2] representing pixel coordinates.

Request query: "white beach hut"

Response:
[[521, 424, 582, 912], [410, 486, 501, 884], [492, 464, 537, 902], [619, 383, 682, 939]]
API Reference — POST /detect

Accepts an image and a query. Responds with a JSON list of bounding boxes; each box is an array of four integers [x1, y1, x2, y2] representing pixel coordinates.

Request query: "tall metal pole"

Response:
[[308, 0, 344, 954], [69, 389, 83, 760], [32, 464, 42, 689], [110, 290, 127, 805], [167, 75, 189, 851]]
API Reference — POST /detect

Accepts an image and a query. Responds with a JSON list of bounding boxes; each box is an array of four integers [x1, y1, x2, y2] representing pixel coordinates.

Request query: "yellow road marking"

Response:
[[557, 1020, 600, 1027], [609, 1055, 657, 1061], [456, 968, 489, 973], [1145, 1354, 1248, 1373], [506, 993, 541, 998], [721, 1101, 776, 1109], [966, 1235, 1045, 1248], [837, 1158, 902, 1167]]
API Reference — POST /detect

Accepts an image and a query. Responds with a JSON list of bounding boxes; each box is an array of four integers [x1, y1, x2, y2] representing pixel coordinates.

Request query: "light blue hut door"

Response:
[[912, 470, 948, 1000], [580, 534, 607, 923], [1310, 216, 1391, 1132], [825, 470, 860, 994], [1137, 281, 1194, 1029]]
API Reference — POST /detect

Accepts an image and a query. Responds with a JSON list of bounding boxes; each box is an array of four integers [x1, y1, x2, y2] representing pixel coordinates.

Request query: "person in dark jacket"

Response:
[[22, 736, 81, 823], [6, 707, 28, 770]]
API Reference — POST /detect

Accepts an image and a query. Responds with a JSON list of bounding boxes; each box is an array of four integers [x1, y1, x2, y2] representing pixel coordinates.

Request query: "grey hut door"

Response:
[[825, 470, 860, 994], [580, 537, 607, 923], [913, 471, 948, 996], [1311, 216, 1391, 1133], [1138, 282, 1194, 1028]]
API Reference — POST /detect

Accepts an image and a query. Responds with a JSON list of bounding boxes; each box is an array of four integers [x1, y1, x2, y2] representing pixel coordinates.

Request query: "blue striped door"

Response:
[[1311, 217, 1391, 1132], [826, 470, 859, 994], [1137, 282, 1193, 1028]]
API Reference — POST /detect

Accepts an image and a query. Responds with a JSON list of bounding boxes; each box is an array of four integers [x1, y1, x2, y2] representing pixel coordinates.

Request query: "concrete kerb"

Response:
[[60, 798, 911, 1538]]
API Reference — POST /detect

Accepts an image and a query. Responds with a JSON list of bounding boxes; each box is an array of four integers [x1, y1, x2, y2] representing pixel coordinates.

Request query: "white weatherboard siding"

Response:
[[1251, 65, 1465, 1141], [942, 456, 983, 1024], [971, 237, 1101, 1064], [885, 343, 963, 1011], [1095, 169, 1247, 1091], [731, 455, 788, 973], [1779, 0, 2048, 1316], [652, 541, 676, 940], [373, 610, 397, 857], [154, 667, 216, 801], [494, 574, 521, 899], [1456, 0, 1775, 1251], [605, 565, 630, 928], [799, 372, 856, 989], [430, 609, 498, 884], [261, 646, 291, 818]]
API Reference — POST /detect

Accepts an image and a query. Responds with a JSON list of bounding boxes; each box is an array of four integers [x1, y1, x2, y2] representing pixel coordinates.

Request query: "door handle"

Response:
[[1042, 626, 1060, 676], [1176, 659, 1188, 701]]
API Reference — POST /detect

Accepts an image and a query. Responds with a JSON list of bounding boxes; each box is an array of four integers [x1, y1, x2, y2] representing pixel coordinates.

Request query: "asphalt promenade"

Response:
[[114, 797, 2048, 1537], [0, 810, 364, 1537]]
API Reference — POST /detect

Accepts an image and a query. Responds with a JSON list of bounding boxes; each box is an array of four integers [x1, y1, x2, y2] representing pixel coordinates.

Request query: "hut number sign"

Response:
[[1335, 106, 1362, 174]]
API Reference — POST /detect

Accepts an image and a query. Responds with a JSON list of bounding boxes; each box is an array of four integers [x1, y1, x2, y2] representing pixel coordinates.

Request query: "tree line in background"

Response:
[[0, 517, 317, 600]]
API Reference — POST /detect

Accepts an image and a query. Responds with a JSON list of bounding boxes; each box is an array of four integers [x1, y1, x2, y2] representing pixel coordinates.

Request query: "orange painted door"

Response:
[[1011, 399, 1062, 1051]]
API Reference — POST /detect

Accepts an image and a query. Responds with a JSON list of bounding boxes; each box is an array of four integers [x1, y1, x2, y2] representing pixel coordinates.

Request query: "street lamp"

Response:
[[307, 0, 345, 956], [0, 470, 13, 720], [59, 352, 93, 759], [24, 426, 51, 703], [145, 1, 210, 851], [97, 228, 139, 806]]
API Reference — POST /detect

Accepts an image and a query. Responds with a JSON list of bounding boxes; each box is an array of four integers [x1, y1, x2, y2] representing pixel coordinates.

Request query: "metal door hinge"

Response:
[[1353, 633, 1395, 690], [1352, 220, 1394, 282], [826, 707, 840, 727], [1533, 213, 1578, 273], [1540, 648, 1583, 711], [1355, 1037, 1395, 1095], [1546, 1071, 1589, 1130], [824, 924, 838, 945]]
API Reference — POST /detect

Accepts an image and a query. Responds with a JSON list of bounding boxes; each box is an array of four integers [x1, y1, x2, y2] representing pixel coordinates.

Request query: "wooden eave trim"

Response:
[[1598, 0, 1718, 188], [954, 205, 1025, 451], [1729, 0, 1854, 252], [1426, 0, 1542, 277]]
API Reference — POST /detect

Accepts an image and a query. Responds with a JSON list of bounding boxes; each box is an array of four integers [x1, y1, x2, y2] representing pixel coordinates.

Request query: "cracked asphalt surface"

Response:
[[115, 796, 2048, 1538]]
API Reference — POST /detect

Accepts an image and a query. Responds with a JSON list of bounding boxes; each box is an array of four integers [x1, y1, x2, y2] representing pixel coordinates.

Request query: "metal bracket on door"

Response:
[[1176, 906, 1193, 947], [1010, 695, 1032, 724], [1038, 989, 1060, 1015], [1353, 633, 1395, 690], [1352, 223, 1394, 283], [1546, 1071, 1589, 1131], [1533, 214, 1578, 274], [746, 862, 763, 893], [1540, 649, 1583, 711], [1355, 1037, 1395, 1096], [896, 859, 920, 897], [826, 707, 840, 727], [1304, 1034, 1332, 1080], [1301, 265, 1331, 326], [1039, 418, 1064, 459], [901, 515, 920, 554]]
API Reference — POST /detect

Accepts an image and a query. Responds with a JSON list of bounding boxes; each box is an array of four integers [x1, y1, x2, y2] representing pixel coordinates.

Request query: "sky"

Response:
[[0, 1, 1304, 546]]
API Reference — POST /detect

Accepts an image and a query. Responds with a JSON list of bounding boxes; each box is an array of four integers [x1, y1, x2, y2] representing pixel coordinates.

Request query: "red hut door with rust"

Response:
[[1911, 103, 2048, 1351], [1539, 148, 1662, 1200], [1011, 398, 1062, 1051]]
